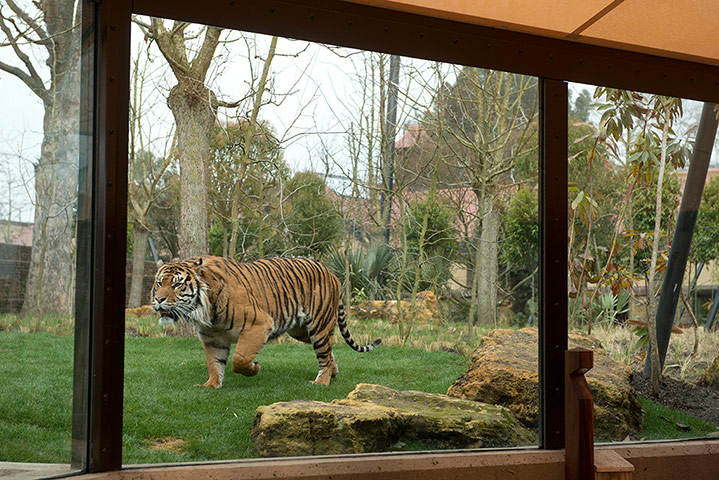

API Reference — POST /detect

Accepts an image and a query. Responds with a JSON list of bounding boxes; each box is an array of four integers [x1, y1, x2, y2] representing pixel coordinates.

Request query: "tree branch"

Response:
[[5, 0, 51, 51], [149, 18, 190, 80], [0, 12, 49, 103], [189, 25, 221, 82]]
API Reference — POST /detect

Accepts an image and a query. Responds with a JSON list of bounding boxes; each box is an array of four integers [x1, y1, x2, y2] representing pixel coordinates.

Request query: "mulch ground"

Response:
[[631, 373, 719, 427]]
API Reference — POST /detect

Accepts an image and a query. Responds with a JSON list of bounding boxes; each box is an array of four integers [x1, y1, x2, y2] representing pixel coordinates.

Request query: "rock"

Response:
[[124, 305, 156, 317], [350, 290, 441, 324], [342, 383, 535, 448], [446, 328, 642, 441], [251, 384, 534, 457], [699, 354, 719, 389], [252, 400, 402, 457]]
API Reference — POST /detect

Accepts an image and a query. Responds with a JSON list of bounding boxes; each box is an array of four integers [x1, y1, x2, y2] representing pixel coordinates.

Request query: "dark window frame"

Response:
[[73, 0, 719, 473]]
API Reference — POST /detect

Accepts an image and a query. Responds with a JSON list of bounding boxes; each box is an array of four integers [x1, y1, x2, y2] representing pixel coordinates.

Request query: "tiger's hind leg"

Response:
[[310, 336, 339, 386]]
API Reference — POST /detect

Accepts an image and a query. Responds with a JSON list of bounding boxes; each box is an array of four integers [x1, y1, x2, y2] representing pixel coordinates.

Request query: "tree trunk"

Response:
[[645, 102, 671, 394], [168, 83, 215, 259], [21, 37, 80, 317], [128, 223, 150, 308], [477, 196, 500, 326]]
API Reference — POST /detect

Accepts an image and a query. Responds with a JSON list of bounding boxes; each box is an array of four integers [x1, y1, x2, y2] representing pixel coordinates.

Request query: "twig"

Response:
[[679, 289, 700, 357]]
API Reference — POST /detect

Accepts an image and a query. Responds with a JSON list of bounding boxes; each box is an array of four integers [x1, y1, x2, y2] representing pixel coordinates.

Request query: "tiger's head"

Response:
[[151, 257, 211, 328]]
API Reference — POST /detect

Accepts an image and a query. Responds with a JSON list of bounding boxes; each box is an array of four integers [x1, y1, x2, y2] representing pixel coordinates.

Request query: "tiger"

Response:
[[151, 255, 381, 388]]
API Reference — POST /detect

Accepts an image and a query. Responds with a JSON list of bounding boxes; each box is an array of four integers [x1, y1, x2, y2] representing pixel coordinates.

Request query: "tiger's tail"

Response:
[[338, 304, 381, 352]]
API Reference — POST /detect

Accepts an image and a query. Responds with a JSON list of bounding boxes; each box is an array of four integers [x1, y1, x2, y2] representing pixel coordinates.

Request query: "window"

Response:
[[0, 0, 85, 476], [3, 0, 712, 476]]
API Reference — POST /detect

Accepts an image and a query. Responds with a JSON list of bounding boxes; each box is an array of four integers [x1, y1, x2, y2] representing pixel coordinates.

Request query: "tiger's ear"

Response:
[[190, 257, 204, 276]]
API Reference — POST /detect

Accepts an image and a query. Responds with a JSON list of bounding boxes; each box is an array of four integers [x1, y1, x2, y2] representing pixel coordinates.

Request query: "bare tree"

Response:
[[434, 67, 537, 330], [134, 18, 231, 259], [127, 44, 174, 307], [227, 35, 278, 257], [0, 0, 81, 316]]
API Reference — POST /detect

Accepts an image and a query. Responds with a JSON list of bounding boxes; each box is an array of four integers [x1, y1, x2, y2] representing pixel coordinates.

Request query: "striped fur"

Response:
[[151, 255, 381, 388]]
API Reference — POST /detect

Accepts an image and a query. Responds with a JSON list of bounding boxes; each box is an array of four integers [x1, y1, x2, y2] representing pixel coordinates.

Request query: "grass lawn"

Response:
[[636, 396, 718, 441], [2, 324, 717, 465], [0, 331, 468, 464]]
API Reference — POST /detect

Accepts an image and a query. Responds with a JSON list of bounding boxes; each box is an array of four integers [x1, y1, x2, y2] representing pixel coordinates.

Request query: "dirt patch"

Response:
[[631, 373, 719, 427], [148, 437, 186, 453]]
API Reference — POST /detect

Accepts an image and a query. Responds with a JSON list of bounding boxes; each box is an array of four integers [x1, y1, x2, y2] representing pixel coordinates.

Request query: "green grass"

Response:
[[0, 333, 75, 463], [2, 325, 718, 466], [0, 331, 468, 464], [637, 396, 719, 440]]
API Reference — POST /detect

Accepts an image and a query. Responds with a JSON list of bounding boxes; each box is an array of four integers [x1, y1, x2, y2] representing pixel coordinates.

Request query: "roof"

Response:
[[352, 1, 719, 66], [395, 125, 433, 149]]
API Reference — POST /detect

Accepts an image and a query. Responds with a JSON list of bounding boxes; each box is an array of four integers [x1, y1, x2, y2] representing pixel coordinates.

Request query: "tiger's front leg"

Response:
[[231, 311, 272, 377], [198, 335, 230, 388]]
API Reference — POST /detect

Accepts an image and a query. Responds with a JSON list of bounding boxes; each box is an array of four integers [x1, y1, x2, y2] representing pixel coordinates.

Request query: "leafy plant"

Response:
[[325, 243, 396, 302], [593, 291, 630, 325], [284, 172, 342, 257]]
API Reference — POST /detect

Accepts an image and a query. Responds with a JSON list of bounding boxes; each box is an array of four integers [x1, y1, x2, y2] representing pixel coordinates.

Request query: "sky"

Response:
[[0, 15, 715, 225]]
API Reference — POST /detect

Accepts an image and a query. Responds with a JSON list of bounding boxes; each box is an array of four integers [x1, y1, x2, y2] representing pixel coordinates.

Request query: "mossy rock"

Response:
[[252, 399, 401, 457], [446, 327, 642, 441], [251, 384, 534, 457], [343, 383, 535, 448]]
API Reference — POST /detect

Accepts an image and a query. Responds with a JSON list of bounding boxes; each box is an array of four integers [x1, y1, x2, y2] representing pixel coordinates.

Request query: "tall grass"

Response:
[[592, 323, 719, 382]]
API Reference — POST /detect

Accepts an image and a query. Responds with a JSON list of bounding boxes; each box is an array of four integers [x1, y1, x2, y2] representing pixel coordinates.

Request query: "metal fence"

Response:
[[0, 243, 31, 313], [0, 243, 159, 313]]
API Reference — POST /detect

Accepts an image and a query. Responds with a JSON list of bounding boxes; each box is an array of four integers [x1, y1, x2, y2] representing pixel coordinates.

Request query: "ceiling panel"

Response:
[[579, 0, 719, 64], [347, 0, 614, 35], [348, 0, 719, 65]]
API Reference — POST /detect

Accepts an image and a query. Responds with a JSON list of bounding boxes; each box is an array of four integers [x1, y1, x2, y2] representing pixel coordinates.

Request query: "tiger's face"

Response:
[[151, 259, 210, 327]]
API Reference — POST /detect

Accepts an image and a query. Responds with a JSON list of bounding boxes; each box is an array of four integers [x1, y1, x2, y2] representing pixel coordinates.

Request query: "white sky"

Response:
[[0, 17, 714, 224]]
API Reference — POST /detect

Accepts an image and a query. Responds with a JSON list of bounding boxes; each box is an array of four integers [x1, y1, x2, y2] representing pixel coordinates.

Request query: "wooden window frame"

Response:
[[73, 0, 719, 474]]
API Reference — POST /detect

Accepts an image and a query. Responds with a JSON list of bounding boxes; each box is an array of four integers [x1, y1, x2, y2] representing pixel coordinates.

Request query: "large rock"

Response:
[[343, 383, 534, 448], [700, 354, 719, 389], [350, 290, 441, 324], [252, 400, 402, 457], [446, 328, 642, 441], [252, 384, 534, 457]]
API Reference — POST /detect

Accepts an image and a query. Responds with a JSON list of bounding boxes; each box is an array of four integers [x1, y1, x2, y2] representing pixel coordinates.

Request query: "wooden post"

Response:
[[594, 450, 635, 480], [565, 348, 594, 480]]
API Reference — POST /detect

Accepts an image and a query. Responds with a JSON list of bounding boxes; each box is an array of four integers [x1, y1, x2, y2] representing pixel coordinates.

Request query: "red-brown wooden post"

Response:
[[565, 348, 594, 480]]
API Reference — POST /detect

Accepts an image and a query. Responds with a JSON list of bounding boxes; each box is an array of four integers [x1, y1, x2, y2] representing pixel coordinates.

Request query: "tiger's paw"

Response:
[[309, 379, 330, 386], [195, 379, 222, 388], [232, 357, 261, 377], [311, 369, 332, 385]]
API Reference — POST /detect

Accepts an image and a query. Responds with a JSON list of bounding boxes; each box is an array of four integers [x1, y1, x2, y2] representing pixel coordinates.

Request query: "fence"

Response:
[[0, 243, 31, 313], [0, 242, 159, 313], [125, 260, 161, 307]]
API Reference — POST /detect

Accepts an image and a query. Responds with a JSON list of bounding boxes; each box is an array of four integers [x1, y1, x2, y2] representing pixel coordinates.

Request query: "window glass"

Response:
[[121, 18, 539, 463], [0, 0, 84, 475], [568, 84, 719, 443]]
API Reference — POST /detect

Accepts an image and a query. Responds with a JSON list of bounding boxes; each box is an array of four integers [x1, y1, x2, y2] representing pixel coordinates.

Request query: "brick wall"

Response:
[[0, 243, 31, 313]]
